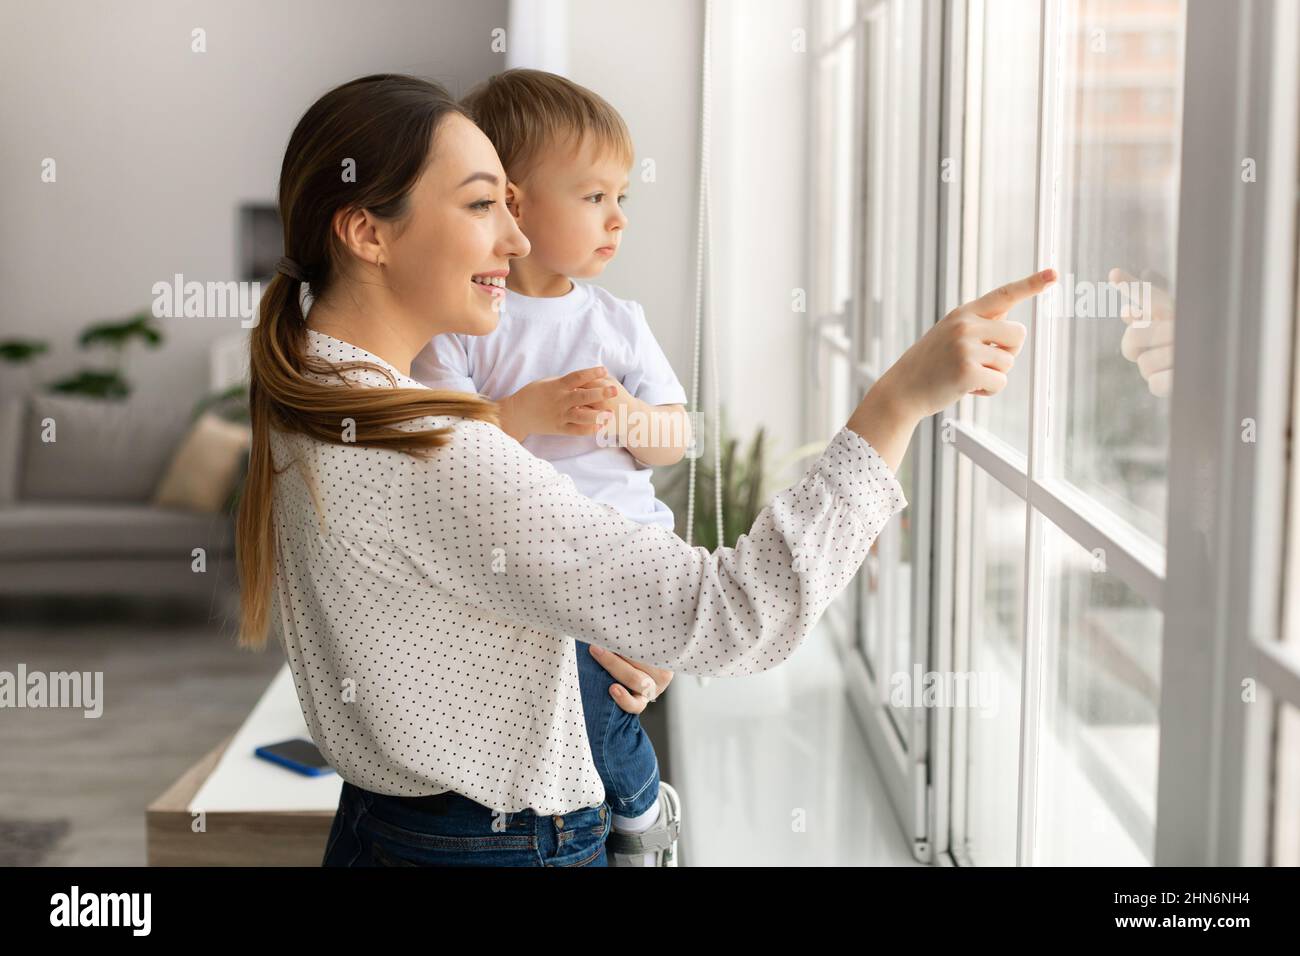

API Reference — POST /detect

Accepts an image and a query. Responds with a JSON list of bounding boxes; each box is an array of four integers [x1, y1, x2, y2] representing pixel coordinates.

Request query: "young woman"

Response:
[[236, 73, 1056, 867]]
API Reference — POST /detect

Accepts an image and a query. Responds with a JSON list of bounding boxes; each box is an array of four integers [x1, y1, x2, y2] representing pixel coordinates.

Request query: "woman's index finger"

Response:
[[967, 268, 1058, 318]]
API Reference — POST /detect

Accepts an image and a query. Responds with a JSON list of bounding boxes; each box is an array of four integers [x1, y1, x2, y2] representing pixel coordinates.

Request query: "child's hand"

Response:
[[588, 644, 674, 714], [578, 375, 648, 451], [499, 366, 618, 440], [579, 374, 635, 418]]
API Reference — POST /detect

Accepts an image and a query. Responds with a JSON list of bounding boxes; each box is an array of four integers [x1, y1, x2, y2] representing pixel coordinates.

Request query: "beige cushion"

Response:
[[152, 412, 251, 513]]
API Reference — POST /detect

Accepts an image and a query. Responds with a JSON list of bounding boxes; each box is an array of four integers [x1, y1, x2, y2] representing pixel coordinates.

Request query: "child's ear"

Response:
[[505, 181, 523, 221]]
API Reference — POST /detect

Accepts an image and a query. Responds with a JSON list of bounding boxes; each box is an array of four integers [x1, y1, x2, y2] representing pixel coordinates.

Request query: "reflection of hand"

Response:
[[1109, 267, 1175, 398], [588, 644, 674, 715]]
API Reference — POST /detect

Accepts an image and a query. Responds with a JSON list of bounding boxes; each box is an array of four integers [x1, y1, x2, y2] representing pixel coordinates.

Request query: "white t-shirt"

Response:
[[412, 281, 688, 530]]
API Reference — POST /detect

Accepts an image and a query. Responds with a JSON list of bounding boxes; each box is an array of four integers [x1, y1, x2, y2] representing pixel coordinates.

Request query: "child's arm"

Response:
[[586, 380, 691, 466], [498, 367, 619, 443], [594, 302, 690, 466], [629, 402, 691, 467]]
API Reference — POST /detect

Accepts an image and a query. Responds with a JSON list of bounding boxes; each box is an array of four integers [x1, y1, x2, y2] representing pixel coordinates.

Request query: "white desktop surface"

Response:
[[188, 663, 342, 813]]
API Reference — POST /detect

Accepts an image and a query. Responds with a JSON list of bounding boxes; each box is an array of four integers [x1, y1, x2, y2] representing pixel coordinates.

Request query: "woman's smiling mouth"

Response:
[[471, 272, 507, 296]]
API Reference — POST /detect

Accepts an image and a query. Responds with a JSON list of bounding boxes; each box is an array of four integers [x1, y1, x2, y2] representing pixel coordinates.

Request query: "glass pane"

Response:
[[811, 58, 835, 319], [1050, 0, 1187, 543], [815, 344, 853, 446], [971, 0, 1042, 453], [963, 470, 1027, 866], [826, 0, 857, 36], [1276, 563, 1300, 865], [855, 0, 926, 748], [861, 17, 885, 370], [1275, 702, 1300, 866], [830, 38, 857, 317], [1033, 516, 1162, 865], [880, 436, 919, 746], [880, 0, 923, 367]]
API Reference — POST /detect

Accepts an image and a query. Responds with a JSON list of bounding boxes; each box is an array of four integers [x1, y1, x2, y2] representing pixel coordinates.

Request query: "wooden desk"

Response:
[[146, 665, 340, 866]]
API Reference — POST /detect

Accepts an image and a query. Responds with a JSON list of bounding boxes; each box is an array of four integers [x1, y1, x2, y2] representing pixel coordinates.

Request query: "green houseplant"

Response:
[[658, 410, 827, 549], [0, 339, 51, 395], [47, 311, 163, 399]]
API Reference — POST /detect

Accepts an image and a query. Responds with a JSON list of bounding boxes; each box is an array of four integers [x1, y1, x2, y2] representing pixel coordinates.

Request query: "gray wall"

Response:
[[0, 0, 508, 403], [1, 0, 809, 482]]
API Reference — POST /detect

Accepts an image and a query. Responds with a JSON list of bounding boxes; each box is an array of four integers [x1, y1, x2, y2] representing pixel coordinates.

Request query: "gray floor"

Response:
[[665, 620, 923, 866], [0, 594, 673, 867], [1, 595, 913, 867], [0, 596, 284, 866]]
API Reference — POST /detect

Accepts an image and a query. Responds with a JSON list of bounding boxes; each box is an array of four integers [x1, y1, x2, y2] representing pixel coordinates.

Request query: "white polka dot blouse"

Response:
[[268, 328, 909, 815]]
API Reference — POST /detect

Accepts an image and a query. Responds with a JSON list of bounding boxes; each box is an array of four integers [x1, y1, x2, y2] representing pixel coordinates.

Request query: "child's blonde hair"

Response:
[[461, 69, 634, 184]]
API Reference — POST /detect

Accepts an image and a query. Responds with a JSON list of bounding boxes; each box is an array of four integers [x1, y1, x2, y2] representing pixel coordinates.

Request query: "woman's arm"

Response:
[[390, 269, 1055, 676], [391, 417, 905, 677]]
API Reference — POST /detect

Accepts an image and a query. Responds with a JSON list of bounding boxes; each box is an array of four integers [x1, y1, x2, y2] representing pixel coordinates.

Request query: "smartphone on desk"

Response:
[[254, 738, 336, 777]]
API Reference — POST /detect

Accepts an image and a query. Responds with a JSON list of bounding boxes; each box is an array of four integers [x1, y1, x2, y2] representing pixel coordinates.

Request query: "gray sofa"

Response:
[[0, 392, 237, 599]]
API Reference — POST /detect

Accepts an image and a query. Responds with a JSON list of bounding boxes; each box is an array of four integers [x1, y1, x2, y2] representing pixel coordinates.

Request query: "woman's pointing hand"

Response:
[[886, 267, 1057, 415], [848, 268, 1057, 472]]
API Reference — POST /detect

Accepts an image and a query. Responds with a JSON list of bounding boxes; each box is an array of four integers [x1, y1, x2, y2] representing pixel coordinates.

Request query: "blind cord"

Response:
[[686, 0, 723, 551]]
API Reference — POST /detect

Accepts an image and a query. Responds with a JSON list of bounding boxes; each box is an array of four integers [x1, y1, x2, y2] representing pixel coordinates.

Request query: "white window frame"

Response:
[[803, 0, 945, 861], [941, 0, 1300, 867], [1155, 0, 1300, 866], [805, 0, 1300, 866]]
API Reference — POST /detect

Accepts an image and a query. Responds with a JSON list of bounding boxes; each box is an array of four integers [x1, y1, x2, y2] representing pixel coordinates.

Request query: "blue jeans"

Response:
[[322, 780, 612, 867], [574, 638, 661, 819]]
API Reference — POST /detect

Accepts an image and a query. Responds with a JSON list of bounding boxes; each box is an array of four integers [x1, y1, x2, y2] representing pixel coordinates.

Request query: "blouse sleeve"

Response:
[[387, 420, 908, 677]]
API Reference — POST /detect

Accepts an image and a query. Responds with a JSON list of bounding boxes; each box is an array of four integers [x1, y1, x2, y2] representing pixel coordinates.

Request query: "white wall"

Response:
[[1, 0, 811, 483], [545, 0, 811, 483], [557, 0, 705, 421], [0, 0, 508, 403], [709, 0, 811, 478]]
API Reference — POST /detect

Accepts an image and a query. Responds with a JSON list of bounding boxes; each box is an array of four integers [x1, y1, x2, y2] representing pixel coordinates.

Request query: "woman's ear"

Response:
[[331, 206, 385, 269]]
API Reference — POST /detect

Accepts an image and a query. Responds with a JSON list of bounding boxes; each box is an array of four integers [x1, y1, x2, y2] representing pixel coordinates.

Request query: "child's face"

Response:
[[508, 135, 630, 279]]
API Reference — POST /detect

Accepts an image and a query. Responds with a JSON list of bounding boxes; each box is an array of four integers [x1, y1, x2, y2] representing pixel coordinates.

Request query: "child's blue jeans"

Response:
[[574, 638, 661, 819]]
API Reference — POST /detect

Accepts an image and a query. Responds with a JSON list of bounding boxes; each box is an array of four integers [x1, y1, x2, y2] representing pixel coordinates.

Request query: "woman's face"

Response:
[[381, 112, 530, 337]]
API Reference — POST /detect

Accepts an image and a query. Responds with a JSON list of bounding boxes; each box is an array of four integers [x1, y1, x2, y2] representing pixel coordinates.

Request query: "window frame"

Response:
[[803, 0, 946, 862], [806, 0, 1300, 866], [1155, 0, 1300, 866]]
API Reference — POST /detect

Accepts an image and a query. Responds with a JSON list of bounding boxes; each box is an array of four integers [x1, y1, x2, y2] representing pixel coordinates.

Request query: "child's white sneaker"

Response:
[[607, 781, 680, 867]]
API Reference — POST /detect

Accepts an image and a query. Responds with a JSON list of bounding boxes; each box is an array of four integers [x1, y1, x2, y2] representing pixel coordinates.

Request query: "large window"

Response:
[[806, 0, 936, 847], [953, 0, 1185, 867], [805, 0, 1300, 865]]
